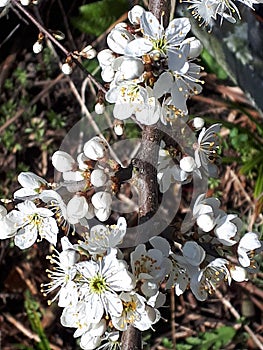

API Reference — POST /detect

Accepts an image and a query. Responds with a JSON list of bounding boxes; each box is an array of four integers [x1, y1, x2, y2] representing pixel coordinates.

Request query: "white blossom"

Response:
[[237, 232, 262, 271], [190, 258, 230, 301], [14, 172, 48, 198], [194, 123, 221, 177], [8, 200, 58, 249], [81, 217, 127, 255], [131, 243, 170, 297], [41, 237, 79, 307], [76, 248, 134, 323], [125, 12, 191, 72], [111, 291, 146, 331]]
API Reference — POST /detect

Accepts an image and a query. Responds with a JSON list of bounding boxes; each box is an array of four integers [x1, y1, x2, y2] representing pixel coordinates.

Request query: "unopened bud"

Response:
[[180, 156, 196, 172], [94, 102, 105, 115], [20, 0, 30, 5], [192, 117, 205, 130], [114, 120, 124, 136], [61, 62, 72, 75], [33, 41, 43, 54], [81, 45, 96, 59]]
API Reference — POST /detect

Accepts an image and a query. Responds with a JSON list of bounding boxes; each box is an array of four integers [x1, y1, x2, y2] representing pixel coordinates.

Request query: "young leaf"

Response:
[[71, 0, 128, 36]]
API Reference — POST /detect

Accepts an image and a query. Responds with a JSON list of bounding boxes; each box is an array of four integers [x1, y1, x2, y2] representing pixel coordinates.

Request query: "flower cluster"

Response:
[[39, 219, 167, 349], [157, 120, 220, 192], [1, 182, 262, 349], [97, 5, 204, 124], [186, 0, 263, 29]]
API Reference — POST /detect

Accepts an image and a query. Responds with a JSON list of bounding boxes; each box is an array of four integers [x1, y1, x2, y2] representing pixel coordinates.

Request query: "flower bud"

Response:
[[94, 102, 105, 115], [33, 41, 43, 54], [92, 191, 112, 209], [97, 49, 115, 68], [20, 0, 30, 5], [187, 37, 203, 58], [90, 169, 107, 187], [107, 27, 134, 54], [83, 137, 108, 160], [180, 156, 196, 172], [61, 62, 72, 75], [101, 66, 115, 82], [192, 117, 205, 130], [52, 151, 75, 172], [119, 57, 144, 80], [114, 122, 124, 136], [81, 45, 96, 59]]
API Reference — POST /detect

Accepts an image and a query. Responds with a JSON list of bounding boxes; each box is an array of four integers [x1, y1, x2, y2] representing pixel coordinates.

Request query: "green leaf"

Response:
[[201, 49, 228, 80], [71, 0, 128, 36], [240, 152, 263, 174], [24, 290, 51, 350], [254, 164, 263, 198], [177, 326, 236, 350]]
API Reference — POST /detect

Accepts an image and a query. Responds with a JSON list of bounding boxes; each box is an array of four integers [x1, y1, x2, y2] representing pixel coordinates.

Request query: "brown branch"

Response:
[[121, 1, 171, 349]]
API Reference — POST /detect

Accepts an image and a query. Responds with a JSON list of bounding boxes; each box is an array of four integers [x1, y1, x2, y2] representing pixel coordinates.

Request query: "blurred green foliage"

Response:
[[71, 0, 128, 36]]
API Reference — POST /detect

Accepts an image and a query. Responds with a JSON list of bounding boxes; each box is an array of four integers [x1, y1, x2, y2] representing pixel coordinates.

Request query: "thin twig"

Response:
[[10, 0, 106, 93], [216, 290, 263, 350]]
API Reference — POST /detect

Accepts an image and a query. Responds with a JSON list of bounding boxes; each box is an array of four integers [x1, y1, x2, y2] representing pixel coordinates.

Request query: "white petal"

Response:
[[90, 169, 108, 187], [103, 291, 123, 316], [92, 192, 112, 209], [128, 5, 145, 24], [125, 38, 152, 57], [83, 137, 107, 160], [52, 151, 75, 172], [15, 226, 38, 249], [153, 72, 173, 98]]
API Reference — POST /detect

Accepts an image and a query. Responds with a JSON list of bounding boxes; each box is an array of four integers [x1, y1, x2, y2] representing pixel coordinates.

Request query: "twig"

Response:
[[215, 290, 263, 350], [4, 312, 40, 342], [10, 0, 106, 93], [66, 78, 125, 167], [0, 23, 20, 49], [170, 288, 176, 349], [4, 312, 61, 350]]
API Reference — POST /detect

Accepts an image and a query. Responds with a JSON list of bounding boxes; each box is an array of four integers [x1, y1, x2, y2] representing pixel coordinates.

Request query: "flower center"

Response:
[[89, 274, 107, 294], [152, 37, 167, 53], [27, 213, 43, 227], [123, 300, 137, 312]]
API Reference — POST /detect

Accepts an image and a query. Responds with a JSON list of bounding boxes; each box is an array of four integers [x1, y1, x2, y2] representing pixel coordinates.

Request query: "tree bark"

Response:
[[121, 1, 171, 349]]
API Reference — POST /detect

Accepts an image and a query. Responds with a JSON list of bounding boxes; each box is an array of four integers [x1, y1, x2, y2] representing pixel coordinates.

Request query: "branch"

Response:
[[121, 1, 171, 349]]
